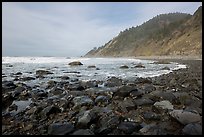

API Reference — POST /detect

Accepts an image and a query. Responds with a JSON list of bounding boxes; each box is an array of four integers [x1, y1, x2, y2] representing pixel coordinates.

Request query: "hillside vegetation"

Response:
[[85, 6, 202, 57]]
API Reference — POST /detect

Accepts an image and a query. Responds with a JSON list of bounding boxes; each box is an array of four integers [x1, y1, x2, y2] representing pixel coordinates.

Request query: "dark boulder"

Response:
[[48, 122, 74, 135], [68, 61, 83, 66]]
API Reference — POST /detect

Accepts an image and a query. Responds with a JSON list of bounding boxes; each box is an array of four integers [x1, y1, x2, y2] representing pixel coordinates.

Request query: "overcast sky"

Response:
[[2, 2, 202, 57]]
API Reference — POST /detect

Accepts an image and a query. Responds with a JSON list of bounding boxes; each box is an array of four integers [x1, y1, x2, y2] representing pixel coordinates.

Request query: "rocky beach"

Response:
[[2, 58, 202, 135]]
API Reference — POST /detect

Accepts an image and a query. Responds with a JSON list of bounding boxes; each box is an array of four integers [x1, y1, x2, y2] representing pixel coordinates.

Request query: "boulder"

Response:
[[105, 77, 123, 87], [68, 61, 83, 66], [114, 85, 136, 97], [169, 110, 201, 125], [134, 63, 145, 68], [153, 100, 174, 110], [117, 122, 140, 134], [88, 65, 96, 68], [48, 122, 74, 135], [182, 123, 202, 135], [77, 110, 96, 128], [95, 95, 109, 105], [42, 105, 61, 117], [120, 65, 129, 69], [72, 129, 94, 135], [161, 66, 170, 70], [20, 76, 35, 81], [36, 70, 53, 75], [134, 98, 154, 106], [72, 96, 93, 109]]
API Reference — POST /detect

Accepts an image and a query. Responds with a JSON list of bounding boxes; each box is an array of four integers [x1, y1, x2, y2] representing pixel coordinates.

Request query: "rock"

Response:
[[139, 123, 167, 135], [72, 96, 93, 109], [49, 87, 64, 95], [135, 77, 152, 84], [69, 90, 84, 97], [36, 69, 53, 75], [48, 122, 74, 135], [134, 63, 145, 68], [77, 110, 96, 128], [120, 65, 129, 69], [46, 80, 57, 89], [8, 104, 18, 111], [2, 93, 14, 110], [72, 129, 94, 135], [20, 76, 35, 81], [2, 81, 17, 91], [105, 77, 123, 87], [153, 100, 174, 110], [134, 98, 154, 106], [95, 95, 109, 105], [68, 61, 83, 66], [118, 98, 136, 112], [129, 89, 144, 97], [143, 112, 160, 120], [98, 112, 120, 134], [15, 72, 22, 75], [117, 121, 140, 134], [88, 65, 96, 68], [142, 84, 156, 93], [61, 76, 70, 80], [161, 66, 170, 70], [182, 123, 202, 135], [114, 85, 136, 97], [12, 86, 26, 98], [153, 91, 176, 102], [42, 105, 61, 117], [169, 110, 201, 125]]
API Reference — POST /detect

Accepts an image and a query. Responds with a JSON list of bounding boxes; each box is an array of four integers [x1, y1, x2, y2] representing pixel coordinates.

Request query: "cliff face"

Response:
[[85, 6, 202, 57]]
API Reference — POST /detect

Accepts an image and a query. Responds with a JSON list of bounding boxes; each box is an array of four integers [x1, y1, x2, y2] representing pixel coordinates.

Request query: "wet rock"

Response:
[[120, 65, 129, 69], [48, 122, 74, 135], [68, 61, 83, 66], [20, 76, 35, 81], [72, 129, 94, 135], [118, 98, 136, 112], [88, 65, 96, 68], [69, 90, 84, 97], [135, 77, 152, 84], [153, 100, 174, 110], [72, 96, 93, 109], [134, 63, 145, 68], [36, 69, 53, 75], [2, 93, 14, 110], [80, 80, 98, 88], [161, 66, 170, 70], [15, 72, 22, 75], [153, 91, 176, 102], [117, 121, 140, 134], [105, 77, 123, 87], [46, 80, 57, 89], [42, 105, 61, 117], [98, 112, 120, 134], [182, 123, 202, 135], [139, 123, 167, 135], [114, 85, 136, 97], [61, 76, 70, 80], [169, 110, 201, 125], [95, 95, 109, 105], [49, 87, 64, 95], [129, 89, 144, 98], [143, 112, 160, 120], [12, 86, 26, 98], [142, 84, 156, 93], [134, 98, 154, 106], [8, 104, 18, 111], [77, 110, 97, 128], [2, 81, 17, 91]]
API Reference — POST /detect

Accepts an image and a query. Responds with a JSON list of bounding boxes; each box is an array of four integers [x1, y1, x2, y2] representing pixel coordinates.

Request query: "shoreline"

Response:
[[2, 58, 202, 135]]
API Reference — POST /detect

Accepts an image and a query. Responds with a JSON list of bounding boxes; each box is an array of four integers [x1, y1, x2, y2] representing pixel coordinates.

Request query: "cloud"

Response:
[[2, 2, 202, 57]]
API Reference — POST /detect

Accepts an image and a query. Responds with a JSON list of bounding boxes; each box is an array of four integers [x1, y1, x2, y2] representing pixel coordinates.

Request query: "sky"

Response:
[[2, 2, 202, 57]]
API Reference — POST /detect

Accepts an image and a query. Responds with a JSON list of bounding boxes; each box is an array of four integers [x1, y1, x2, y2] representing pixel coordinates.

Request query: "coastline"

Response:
[[2, 57, 202, 135]]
